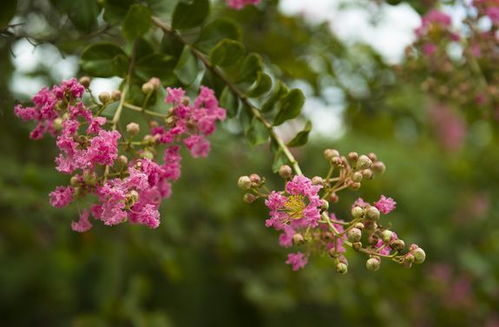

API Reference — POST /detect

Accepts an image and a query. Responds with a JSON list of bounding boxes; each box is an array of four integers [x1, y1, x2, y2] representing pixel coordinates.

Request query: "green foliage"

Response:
[[80, 43, 128, 78], [273, 89, 305, 126], [122, 4, 152, 41], [287, 120, 312, 147], [247, 72, 272, 98], [174, 47, 198, 85], [196, 18, 241, 53], [0, 0, 17, 28], [172, 0, 210, 30], [209, 39, 245, 67]]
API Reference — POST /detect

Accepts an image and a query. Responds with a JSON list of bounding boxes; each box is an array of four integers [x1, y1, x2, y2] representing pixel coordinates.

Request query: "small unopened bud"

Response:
[[354, 222, 364, 229], [83, 171, 97, 186], [352, 241, 362, 250], [366, 257, 380, 271], [129, 190, 139, 202], [323, 148, 339, 160], [412, 247, 426, 264], [382, 230, 393, 242], [292, 233, 304, 244], [351, 172, 363, 182], [181, 96, 190, 106], [237, 176, 252, 190], [357, 155, 372, 169], [53, 118, 63, 131], [118, 155, 128, 166], [111, 90, 122, 101], [391, 239, 405, 251], [321, 199, 329, 210], [372, 161, 386, 174], [312, 176, 324, 185], [243, 193, 256, 203], [70, 176, 80, 187], [148, 77, 161, 89], [149, 120, 159, 128], [404, 253, 415, 266], [365, 206, 380, 220], [347, 152, 359, 161], [336, 262, 348, 274], [365, 221, 378, 233], [351, 206, 364, 218], [140, 150, 154, 159], [79, 76, 91, 88], [350, 182, 361, 190], [142, 82, 154, 94], [126, 122, 140, 135], [331, 156, 343, 166], [361, 169, 373, 179], [278, 165, 292, 178], [249, 173, 261, 184], [347, 228, 362, 242], [98, 92, 111, 104], [329, 193, 339, 203], [368, 152, 377, 162]]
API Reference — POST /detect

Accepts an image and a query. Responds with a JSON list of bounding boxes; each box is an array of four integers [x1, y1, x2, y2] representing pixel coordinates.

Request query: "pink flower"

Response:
[[422, 43, 438, 56], [86, 130, 121, 167], [286, 252, 308, 271], [486, 7, 499, 23], [279, 226, 295, 248], [49, 186, 74, 208], [184, 135, 210, 158], [375, 195, 397, 214], [71, 210, 93, 232], [165, 87, 185, 104], [226, 0, 261, 10]]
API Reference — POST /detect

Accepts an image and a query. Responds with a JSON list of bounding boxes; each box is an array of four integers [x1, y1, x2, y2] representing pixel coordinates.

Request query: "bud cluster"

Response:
[[238, 148, 425, 272], [15, 77, 226, 231]]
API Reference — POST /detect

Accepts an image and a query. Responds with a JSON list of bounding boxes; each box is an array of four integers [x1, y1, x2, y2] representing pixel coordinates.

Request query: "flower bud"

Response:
[[404, 253, 415, 267], [119, 155, 128, 166], [321, 199, 329, 210], [70, 176, 80, 187], [181, 96, 190, 106], [349, 181, 361, 190], [352, 241, 362, 250], [347, 228, 362, 242], [148, 77, 161, 89], [412, 248, 426, 264], [53, 118, 63, 131], [142, 82, 154, 94], [329, 193, 339, 203], [391, 239, 405, 251], [129, 190, 139, 202], [126, 122, 140, 135], [361, 169, 373, 179], [357, 155, 372, 169], [372, 161, 386, 174], [351, 172, 363, 182], [336, 262, 348, 274], [149, 120, 159, 128], [79, 76, 91, 88], [249, 173, 261, 184], [365, 206, 380, 220], [323, 148, 339, 160], [293, 233, 304, 244], [83, 171, 97, 186], [331, 156, 343, 167], [347, 152, 359, 162], [382, 230, 393, 242], [140, 150, 154, 159], [366, 257, 380, 271], [312, 176, 324, 185], [354, 222, 364, 229], [278, 165, 292, 179], [98, 92, 111, 104], [243, 193, 256, 203], [368, 152, 377, 162], [237, 176, 252, 190], [111, 90, 122, 101], [351, 206, 364, 218]]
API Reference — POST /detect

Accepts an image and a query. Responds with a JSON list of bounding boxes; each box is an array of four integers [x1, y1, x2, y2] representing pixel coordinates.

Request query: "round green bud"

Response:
[[336, 262, 348, 274], [321, 199, 329, 210], [404, 253, 415, 264], [352, 241, 362, 250], [351, 206, 364, 218], [391, 239, 405, 251], [237, 176, 252, 190], [249, 173, 261, 185], [350, 181, 361, 190], [347, 228, 362, 242], [354, 222, 365, 230], [140, 150, 154, 160], [111, 90, 122, 101], [361, 169, 373, 179], [357, 155, 373, 169], [243, 193, 256, 204], [142, 82, 154, 94], [382, 230, 393, 242], [368, 152, 377, 162], [412, 248, 426, 264], [351, 172, 363, 182], [329, 193, 339, 203], [366, 257, 380, 272], [70, 176, 80, 187], [278, 165, 292, 179], [293, 233, 304, 244], [365, 206, 380, 220], [323, 148, 339, 160], [119, 155, 128, 166]]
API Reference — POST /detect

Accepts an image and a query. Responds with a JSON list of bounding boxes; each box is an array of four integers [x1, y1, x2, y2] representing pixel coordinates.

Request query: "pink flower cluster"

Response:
[[226, 0, 261, 10], [152, 86, 226, 158], [415, 10, 459, 56], [354, 195, 397, 215], [15, 79, 226, 232]]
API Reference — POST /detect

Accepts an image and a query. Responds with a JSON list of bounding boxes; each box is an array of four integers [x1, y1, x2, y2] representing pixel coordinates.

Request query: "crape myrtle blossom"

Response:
[[239, 148, 426, 272], [226, 0, 261, 10], [15, 78, 226, 232]]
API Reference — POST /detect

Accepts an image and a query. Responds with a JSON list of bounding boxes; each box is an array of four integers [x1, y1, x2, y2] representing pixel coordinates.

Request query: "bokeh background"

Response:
[[1, 0, 498, 326]]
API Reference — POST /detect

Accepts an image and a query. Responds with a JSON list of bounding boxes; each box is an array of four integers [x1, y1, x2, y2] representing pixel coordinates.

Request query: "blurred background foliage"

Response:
[[1, 0, 498, 326]]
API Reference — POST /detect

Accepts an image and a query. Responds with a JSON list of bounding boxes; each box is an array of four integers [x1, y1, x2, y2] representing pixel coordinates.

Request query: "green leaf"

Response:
[[0, 0, 17, 28], [247, 72, 272, 98], [160, 33, 184, 63], [261, 80, 288, 113], [246, 117, 269, 146], [172, 0, 210, 30], [122, 4, 152, 41], [196, 18, 241, 53], [287, 120, 312, 147], [201, 70, 225, 95], [273, 89, 305, 126], [80, 43, 128, 77], [209, 39, 245, 67], [100, 102, 119, 118], [174, 47, 198, 85], [236, 53, 263, 84], [135, 54, 176, 82], [272, 148, 287, 173], [103, 0, 134, 24], [220, 87, 239, 118], [50, 0, 98, 33]]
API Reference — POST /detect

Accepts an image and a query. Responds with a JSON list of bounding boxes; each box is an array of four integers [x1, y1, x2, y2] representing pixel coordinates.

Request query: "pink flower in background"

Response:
[[286, 252, 308, 271], [486, 6, 499, 23], [226, 0, 261, 10], [422, 43, 438, 56], [428, 104, 467, 152], [375, 195, 397, 214]]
